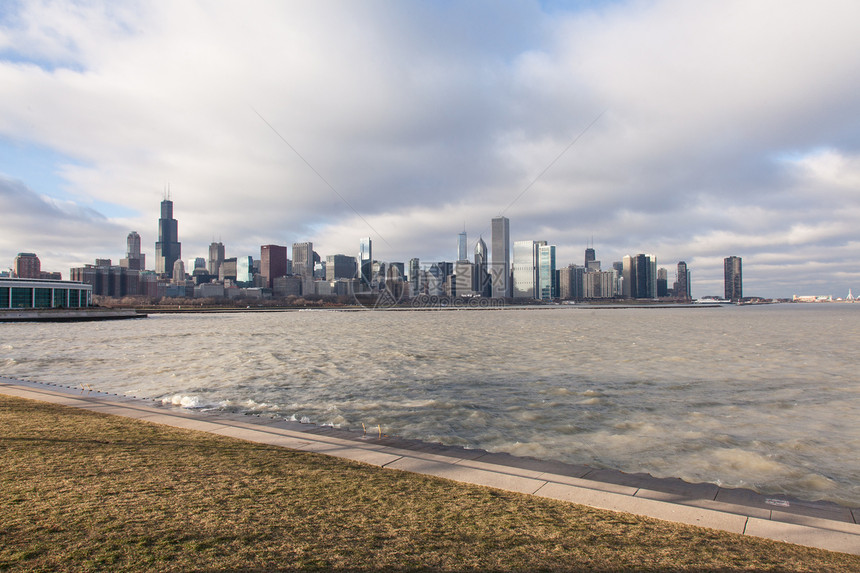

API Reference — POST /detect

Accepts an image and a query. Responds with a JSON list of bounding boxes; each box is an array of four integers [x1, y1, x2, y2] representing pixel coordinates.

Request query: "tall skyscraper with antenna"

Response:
[[155, 193, 181, 278]]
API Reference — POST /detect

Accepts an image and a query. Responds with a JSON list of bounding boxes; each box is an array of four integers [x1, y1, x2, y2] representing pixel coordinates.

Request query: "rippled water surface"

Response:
[[3, 304, 859, 505]]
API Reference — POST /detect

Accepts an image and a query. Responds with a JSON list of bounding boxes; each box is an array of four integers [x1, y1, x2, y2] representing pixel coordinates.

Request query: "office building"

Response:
[[724, 256, 743, 302], [452, 261, 474, 297], [172, 259, 186, 284], [219, 257, 237, 282], [13, 253, 40, 279], [208, 242, 225, 277], [70, 259, 142, 298], [359, 237, 372, 287], [559, 264, 585, 300], [583, 269, 618, 299], [622, 253, 657, 299], [457, 230, 468, 262], [657, 267, 668, 297], [236, 256, 254, 285], [473, 237, 490, 297], [676, 261, 691, 301], [120, 231, 144, 270], [408, 257, 421, 296], [155, 198, 181, 278], [585, 246, 595, 268], [538, 244, 557, 300], [292, 242, 313, 277], [326, 254, 358, 281], [490, 216, 510, 298], [513, 240, 545, 299], [261, 245, 288, 288]]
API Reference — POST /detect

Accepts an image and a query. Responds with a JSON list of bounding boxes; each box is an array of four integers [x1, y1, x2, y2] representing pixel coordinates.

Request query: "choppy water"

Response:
[[2, 304, 859, 506]]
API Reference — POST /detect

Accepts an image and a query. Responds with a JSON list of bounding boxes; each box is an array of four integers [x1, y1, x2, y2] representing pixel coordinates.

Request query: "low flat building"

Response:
[[0, 278, 92, 309]]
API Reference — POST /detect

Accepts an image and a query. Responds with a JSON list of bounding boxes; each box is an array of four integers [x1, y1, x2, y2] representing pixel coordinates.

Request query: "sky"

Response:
[[1, 0, 859, 299]]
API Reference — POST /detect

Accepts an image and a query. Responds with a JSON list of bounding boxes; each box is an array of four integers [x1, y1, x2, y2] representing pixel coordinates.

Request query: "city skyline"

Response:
[[2, 1, 860, 298]]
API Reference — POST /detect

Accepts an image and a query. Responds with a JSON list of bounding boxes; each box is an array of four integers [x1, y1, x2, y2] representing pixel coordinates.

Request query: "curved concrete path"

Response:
[[1, 376, 857, 556]]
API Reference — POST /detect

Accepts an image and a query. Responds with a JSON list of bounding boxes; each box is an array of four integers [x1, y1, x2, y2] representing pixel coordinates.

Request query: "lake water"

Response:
[[2, 304, 859, 506]]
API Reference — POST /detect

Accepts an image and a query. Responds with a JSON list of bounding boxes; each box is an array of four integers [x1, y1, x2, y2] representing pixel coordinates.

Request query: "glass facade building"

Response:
[[0, 278, 92, 309], [538, 244, 557, 301]]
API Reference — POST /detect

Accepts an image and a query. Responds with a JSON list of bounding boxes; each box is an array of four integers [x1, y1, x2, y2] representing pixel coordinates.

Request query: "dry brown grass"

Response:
[[1, 394, 857, 572]]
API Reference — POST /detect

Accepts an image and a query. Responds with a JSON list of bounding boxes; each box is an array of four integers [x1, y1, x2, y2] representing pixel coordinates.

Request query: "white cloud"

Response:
[[1, 0, 859, 296]]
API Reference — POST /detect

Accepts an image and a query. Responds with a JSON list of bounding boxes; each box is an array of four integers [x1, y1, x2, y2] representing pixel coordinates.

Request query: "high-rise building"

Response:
[[219, 257, 237, 282], [408, 257, 421, 296], [13, 253, 40, 279], [326, 254, 358, 281], [457, 230, 468, 262], [559, 264, 584, 300], [538, 244, 557, 300], [657, 267, 668, 297], [473, 237, 490, 297], [120, 231, 145, 270], [359, 237, 372, 287], [676, 261, 691, 301], [237, 256, 254, 285], [724, 256, 743, 302], [585, 246, 596, 268], [453, 261, 474, 297], [513, 240, 545, 299], [292, 242, 314, 277], [261, 245, 288, 288], [208, 242, 225, 277], [187, 257, 205, 272], [155, 198, 181, 278], [622, 253, 657, 299], [490, 216, 510, 298]]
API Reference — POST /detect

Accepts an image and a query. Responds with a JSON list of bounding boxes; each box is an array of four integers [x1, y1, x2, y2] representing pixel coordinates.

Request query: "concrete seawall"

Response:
[[0, 309, 145, 322]]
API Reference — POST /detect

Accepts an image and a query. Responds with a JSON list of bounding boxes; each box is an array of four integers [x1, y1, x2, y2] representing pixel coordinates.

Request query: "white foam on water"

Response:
[[161, 394, 207, 409], [4, 305, 860, 505]]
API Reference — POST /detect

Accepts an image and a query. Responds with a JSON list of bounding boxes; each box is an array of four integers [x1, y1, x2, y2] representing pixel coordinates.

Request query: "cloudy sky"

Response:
[[1, 0, 859, 298]]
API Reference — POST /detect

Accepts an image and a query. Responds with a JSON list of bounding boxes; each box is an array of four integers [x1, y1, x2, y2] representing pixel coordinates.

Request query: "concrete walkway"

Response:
[[1, 376, 858, 556]]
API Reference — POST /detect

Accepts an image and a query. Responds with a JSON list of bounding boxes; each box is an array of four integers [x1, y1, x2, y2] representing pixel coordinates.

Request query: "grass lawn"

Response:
[[1, 394, 858, 571]]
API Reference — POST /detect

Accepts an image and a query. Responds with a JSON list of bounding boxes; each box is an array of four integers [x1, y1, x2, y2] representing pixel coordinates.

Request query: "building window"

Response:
[[34, 288, 52, 308], [69, 290, 80, 308], [0, 287, 8, 308], [53, 289, 68, 308], [11, 287, 32, 308]]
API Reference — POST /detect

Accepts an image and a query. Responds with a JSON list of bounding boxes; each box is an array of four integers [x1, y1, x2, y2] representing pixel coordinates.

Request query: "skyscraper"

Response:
[[513, 240, 545, 299], [538, 244, 557, 300], [120, 231, 145, 270], [473, 237, 490, 297], [585, 246, 596, 268], [155, 198, 181, 278], [622, 253, 657, 299], [490, 216, 510, 298], [657, 267, 668, 297], [261, 245, 288, 288], [13, 253, 40, 279], [457, 230, 468, 262], [208, 241, 225, 277], [724, 256, 743, 302], [359, 237, 372, 287], [676, 261, 691, 301], [292, 242, 314, 277], [408, 257, 421, 296], [326, 254, 358, 281]]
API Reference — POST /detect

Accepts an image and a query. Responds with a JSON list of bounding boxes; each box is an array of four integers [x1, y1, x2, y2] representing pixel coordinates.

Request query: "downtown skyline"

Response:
[[2, 1, 860, 299]]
